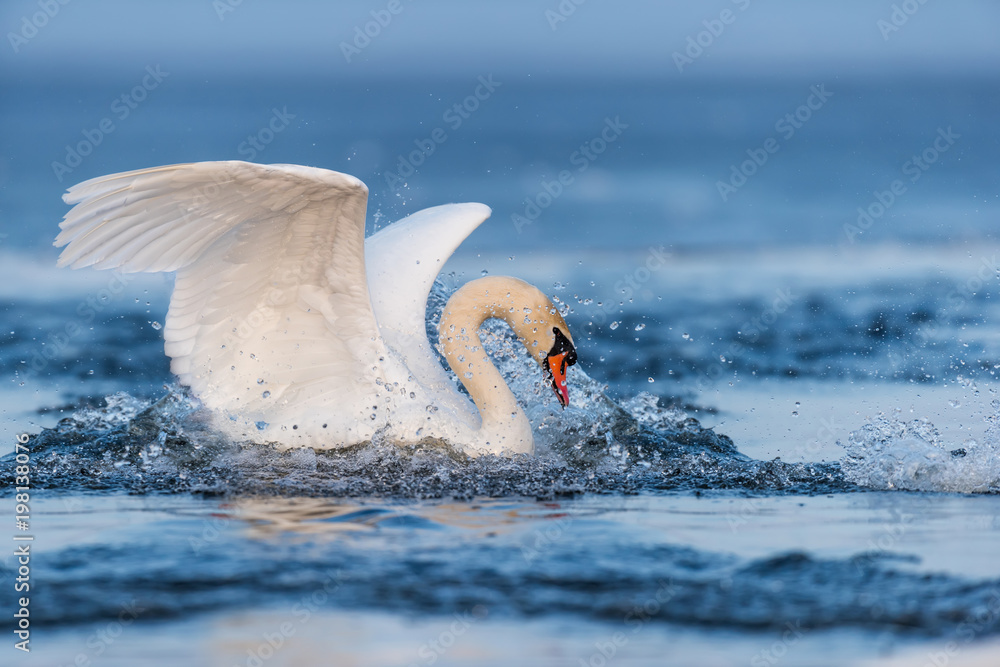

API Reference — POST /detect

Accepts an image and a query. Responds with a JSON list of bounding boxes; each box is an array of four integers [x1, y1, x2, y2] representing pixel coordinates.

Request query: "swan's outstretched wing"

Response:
[[365, 203, 491, 421], [56, 162, 384, 437]]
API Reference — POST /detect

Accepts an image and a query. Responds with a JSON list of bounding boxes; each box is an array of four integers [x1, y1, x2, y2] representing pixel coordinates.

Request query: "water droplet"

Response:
[[648, 377, 654, 383], [682, 333, 691, 340], [150, 321, 162, 330], [409, 392, 416, 399], [262, 391, 271, 398], [257, 378, 264, 385], [609, 321, 619, 330], [634, 323, 645, 331]]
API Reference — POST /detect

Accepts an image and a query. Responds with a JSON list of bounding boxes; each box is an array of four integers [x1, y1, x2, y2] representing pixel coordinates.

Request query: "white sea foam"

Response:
[[840, 408, 1000, 494]]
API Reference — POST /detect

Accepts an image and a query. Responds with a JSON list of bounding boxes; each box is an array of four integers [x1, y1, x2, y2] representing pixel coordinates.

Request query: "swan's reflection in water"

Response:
[[188, 497, 580, 664], [215, 496, 576, 542]]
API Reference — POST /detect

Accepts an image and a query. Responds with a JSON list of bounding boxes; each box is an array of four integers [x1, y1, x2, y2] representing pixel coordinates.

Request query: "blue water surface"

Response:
[[1, 53, 1000, 667]]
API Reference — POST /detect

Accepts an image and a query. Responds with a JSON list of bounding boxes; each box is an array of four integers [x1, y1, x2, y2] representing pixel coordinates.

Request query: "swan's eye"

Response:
[[548, 327, 577, 366]]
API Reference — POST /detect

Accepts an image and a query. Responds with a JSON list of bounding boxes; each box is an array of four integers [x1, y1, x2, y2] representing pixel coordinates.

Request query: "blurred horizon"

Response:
[[3, 0, 999, 81], [1, 1, 998, 260]]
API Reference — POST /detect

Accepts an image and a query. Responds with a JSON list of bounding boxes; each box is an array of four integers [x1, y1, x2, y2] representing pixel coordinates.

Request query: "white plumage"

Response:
[[55, 162, 576, 456]]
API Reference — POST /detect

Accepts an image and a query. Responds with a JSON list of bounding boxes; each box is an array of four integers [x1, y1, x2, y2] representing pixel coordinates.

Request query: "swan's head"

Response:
[[542, 327, 576, 408], [438, 275, 578, 408], [544, 325, 577, 408], [504, 292, 577, 408]]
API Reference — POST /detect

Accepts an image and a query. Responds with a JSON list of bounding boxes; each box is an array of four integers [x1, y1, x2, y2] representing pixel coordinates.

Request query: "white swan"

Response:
[[54, 161, 577, 456]]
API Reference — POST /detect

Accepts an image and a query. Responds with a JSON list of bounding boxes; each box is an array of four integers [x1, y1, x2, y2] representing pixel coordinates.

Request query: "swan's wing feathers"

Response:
[[57, 162, 384, 435], [364, 203, 491, 421], [366, 203, 491, 340], [56, 161, 368, 272]]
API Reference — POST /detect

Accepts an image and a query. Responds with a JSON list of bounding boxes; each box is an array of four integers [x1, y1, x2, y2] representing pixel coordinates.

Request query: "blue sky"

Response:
[[2, 0, 999, 81]]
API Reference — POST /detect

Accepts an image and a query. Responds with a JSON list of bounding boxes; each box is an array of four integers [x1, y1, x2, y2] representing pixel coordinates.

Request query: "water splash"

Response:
[[3, 279, 852, 498], [839, 410, 1000, 493], [3, 379, 847, 498]]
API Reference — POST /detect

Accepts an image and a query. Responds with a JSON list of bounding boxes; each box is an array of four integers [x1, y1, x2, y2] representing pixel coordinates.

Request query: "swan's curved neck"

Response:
[[438, 276, 561, 455]]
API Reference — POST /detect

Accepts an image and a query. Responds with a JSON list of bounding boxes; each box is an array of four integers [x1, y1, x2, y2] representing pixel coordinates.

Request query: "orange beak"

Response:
[[547, 351, 571, 408]]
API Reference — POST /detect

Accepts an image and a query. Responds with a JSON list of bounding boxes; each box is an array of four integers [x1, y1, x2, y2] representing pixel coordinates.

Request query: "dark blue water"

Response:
[[2, 76, 997, 253], [2, 76, 1000, 665]]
